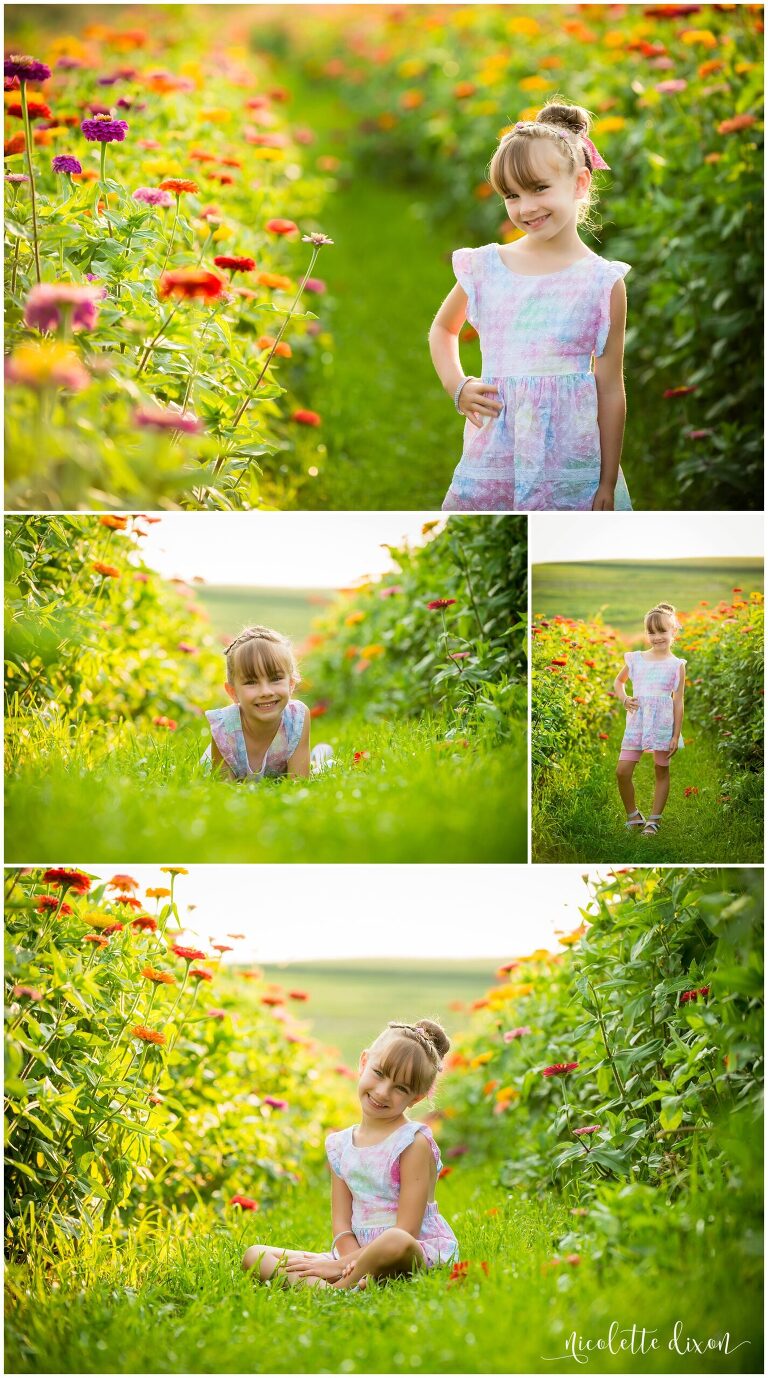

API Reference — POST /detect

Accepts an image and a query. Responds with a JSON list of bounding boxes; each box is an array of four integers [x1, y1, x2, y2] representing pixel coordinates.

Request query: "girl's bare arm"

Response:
[[593, 279, 627, 509], [287, 710, 311, 778], [669, 674, 685, 752], [428, 284, 501, 428], [613, 663, 637, 709], [210, 738, 235, 779], [394, 1134, 433, 1237]]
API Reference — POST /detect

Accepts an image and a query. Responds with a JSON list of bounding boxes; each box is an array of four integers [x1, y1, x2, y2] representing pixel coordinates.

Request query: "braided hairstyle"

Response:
[[644, 602, 681, 637], [224, 624, 300, 686], [366, 1018, 451, 1097], [488, 96, 600, 228]]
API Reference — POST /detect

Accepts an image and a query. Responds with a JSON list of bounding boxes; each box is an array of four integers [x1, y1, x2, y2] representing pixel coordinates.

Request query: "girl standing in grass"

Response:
[[242, 1018, 459, 1289], [429, 99, 632, 513], [614, 602, 686, 837], [202, 625, 331, 780]]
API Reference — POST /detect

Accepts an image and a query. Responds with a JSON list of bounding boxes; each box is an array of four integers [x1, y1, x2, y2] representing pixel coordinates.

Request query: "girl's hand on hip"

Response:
[[459, 380, 502, 429], [592, 484, 616, 511], [623, 696, 639, 713], [284, 1255, 344, 1282]]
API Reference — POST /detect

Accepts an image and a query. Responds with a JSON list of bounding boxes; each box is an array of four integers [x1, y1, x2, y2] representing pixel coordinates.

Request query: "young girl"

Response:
[[242, 1019, 459, 1289], [202, 625, 332, 780], [429, 99, 632, 513], [614, 602, 686, 837]]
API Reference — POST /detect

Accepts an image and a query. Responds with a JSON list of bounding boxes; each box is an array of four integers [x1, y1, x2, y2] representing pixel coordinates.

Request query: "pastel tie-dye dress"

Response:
[[325, 1121, 459, 1268], [201, 699, 307, 778], [620, 652, 686, 754], [442, 244, 633, 512]]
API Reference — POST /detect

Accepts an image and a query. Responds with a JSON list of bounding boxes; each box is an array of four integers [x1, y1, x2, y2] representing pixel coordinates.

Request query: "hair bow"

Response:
[[582, 135, 610, 170]]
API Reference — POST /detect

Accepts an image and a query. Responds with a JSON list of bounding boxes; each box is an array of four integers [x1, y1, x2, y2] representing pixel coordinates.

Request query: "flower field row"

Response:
[[301, 515, 527, 739], [436, 867, 763, 1271], [4, 17, 336, 510], [531, 612, 620, 769], [286, 2, 764, 509], [676, 589, 764, 776], [4, 867, 356, 1241]]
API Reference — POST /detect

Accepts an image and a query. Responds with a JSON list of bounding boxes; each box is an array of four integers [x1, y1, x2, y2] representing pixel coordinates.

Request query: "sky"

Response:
[[137, 513, 447, 588], [529, 512, 764, 565], [83, 865, 605, 963]]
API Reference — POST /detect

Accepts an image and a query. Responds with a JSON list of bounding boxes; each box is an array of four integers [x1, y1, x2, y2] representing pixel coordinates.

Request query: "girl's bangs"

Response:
[[646, 612, 674, 634], [491, 137, 563, 196], [377, 1036, 429, 1094], [229, 638, 291, 683]]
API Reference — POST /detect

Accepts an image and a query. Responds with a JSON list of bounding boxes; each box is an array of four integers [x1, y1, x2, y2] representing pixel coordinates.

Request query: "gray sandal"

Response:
[[642, 814, 663, 836], [625, 809, 646, 830]]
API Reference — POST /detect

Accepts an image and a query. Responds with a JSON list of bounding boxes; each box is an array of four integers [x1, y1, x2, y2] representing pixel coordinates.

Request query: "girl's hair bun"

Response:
[[644, 602, 681, 633], [537, 100, 591, 138], [414, 1018, 451, 1059], [656, 601, 676, 614]]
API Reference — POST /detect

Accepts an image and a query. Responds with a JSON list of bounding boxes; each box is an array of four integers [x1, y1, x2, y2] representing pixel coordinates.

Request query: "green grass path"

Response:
[[281, 75, 478, 511], [533, 716, 763, 863], [6, 1165, 760, 1374]]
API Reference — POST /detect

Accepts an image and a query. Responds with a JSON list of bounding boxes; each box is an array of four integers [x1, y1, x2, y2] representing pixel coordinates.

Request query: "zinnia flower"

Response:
[[12, 984, 43, 1001], [142, 966, 175, 985], [503, 1027, 531, 1041], [52, 155, 82, 175], [92, 561, 120, 578], [100, 514, 128, 530], [265, 217, 298, 234], [24, 282, 104, 335], [663, 385, 698, 398], [263, 1096, 289, 1110], [541, 1062, 579, 1077], [213, 254, 256, 273], [81, 115, 129, 142], [257, 335, 291, 357], [5, 341, 90, 392], [4, 55, 52, 83], [133, 186, 173, 207], [302, 231, 334, 246], [153, 715, 177, 730], [83, 934, 108, 947], [292, 408, 321, 426], [132, 914, 158, 932], [171, 943, 207, 962], [5, 172, 29, 185], [6, 98, 52, 120], [160, 866, 188, 876], [573, 1125, 600, 1136], [42, 867, 91, 893], [135, 404, 203, 434], [257, 271, 293, 290], [717, 113, 757, 135], [427, 599, 457, 610], [212, 943, 233, 953], [304, 277, 326, 294], [35, 895, 73, 915], [158, 177, 199, 194], [131, 1025, 166, 1044], [190, 967, 214, 981], [145, 887, 171, 898], [107, 874, 139, 891], [157, 268, 224, 301], [230, 1194, 259, 1210]]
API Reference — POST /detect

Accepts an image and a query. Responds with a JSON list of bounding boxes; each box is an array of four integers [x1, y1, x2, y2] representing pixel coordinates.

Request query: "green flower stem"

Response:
[[559, 1077, 573, 1134], [10, 232, 21, 296], [452, 538, 485, 640], [167, 978, 202, 1057], [179, 310, 215, 417], [166, 961, 191, 1027], [20, 81, 41, 284], [159, 194, 180, 276], [195, 227, 213, 267], [587, 978, 636, 1114], [208, 243, 322, 489], [135, 301, 180, 377]]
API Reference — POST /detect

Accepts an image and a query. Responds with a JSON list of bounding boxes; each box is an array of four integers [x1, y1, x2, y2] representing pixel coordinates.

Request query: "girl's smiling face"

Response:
[[645, 615, 676, 654], [358, 1046, 423, 1123], [502, 148, 590, 240], [226, 665, 292, 726]]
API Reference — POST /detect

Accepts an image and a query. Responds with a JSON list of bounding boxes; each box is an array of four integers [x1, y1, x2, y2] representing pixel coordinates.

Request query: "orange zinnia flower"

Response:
[[142, 966, 175, 984], [157, 268, 224, 301], [132, 914, 158, 932], [190, 967, 214, 981], [171, 943, 207, 961], [100, 515, 128, 530], [257, 334, 291, 357], [265, 217, 298, 235], [717, 113, 757, 135], [93, 561, 120, 578], [131, 1025, 166, 1044], [257, 271, 293, 291], [158, 178, 199, 194], [292, 408, 321, 426], [107, 874, 139, 891]]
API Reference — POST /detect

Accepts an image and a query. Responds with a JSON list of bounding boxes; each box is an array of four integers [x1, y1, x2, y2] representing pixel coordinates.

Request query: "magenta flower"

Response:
[[81, 115, 129, 142], [24, 282, 105, 334], [541, 1062, 579, 1078], [503, 1027, 531, 1042], [4, 55, 51, 84], [135, 405, 203, 434], [427, 598, 457, 610], [133, 186, 174, 207], [263, 1096, 289, 1110], [5, 172, 29, 185], [573, 1125, 600, 1137], [304, 277, 326, 294], [52, 155, 82, 175]]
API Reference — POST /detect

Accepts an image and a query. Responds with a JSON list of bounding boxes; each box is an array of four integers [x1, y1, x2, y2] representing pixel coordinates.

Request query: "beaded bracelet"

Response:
[[453, 376, 473, 413]]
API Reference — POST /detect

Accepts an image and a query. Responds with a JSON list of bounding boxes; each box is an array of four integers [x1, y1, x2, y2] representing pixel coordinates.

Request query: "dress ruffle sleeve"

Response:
[[595, 259, 631, 357], [325, 1129, 347, 1178], [389, 1121, 442, 1185], [282, 700, 308, 760], [452, 247, 478, 330], [205, 704, 242, 772], [674, 657, 687, 690]]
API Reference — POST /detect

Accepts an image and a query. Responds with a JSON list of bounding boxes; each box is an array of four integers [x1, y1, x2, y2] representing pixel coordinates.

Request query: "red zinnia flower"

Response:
[[132, 914, 158, 932], [261, 994, 284, 1006], [663, 385, 698, 399], [131, 1025, 166, 1044], [171, 944, 207, 962], [7, 97, 52, 120], [717, 113, 757, 135], [112, 894, 142, 908], [427, 599, 457, 610], [680, 985, 710, 1005], [190, 967, 214, 981], [438, 1166, 453, 1179], [683, 786, 699, 798], [35, 895, 73, 916], [157, 269, 224, 301], [353, 750, 371, 764], [550, 658, 567, 666], [158, 177, 199, 194], [291, 408, 321, 426], [42, 868, 91, 894], [153, 715, 177, 730], [213, 254, 256, 273], [541, 1062, 579, 1077], [230, 1194, 259, 1210], [265, 217, 298, 235], [288, 990, 309, 1000], [598, 732, 609, 740]]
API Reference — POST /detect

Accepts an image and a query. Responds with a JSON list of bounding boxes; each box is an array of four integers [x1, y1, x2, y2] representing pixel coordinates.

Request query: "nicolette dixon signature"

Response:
[[543, 1320, 751, 1365]]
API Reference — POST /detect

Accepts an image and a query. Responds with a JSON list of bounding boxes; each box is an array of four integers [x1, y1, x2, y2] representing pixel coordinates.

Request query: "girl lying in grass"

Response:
[[242, 1018, 459, 1289], [201, 625, 332, 780]]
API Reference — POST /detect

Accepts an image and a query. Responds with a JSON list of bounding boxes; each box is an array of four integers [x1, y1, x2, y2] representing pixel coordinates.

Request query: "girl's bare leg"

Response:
[[616, 759, 638, 814], [242, 1244, 329, 1287], [652, 764, 670, 817], [333, 1229, 423, 1290]]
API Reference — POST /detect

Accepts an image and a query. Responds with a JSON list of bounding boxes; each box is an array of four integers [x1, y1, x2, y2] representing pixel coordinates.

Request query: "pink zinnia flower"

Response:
[[24, 282, 105, 335], [541, 1062, 579, 1078], [133, 186, 173, 207], [135, 405, 203, 434], [573, 1125, 600, 1136], [263, 1096, 289, 1110], [427, 598, 457, 610], [303, 277, 326, 294], [504, 1027, 531, 1042]]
